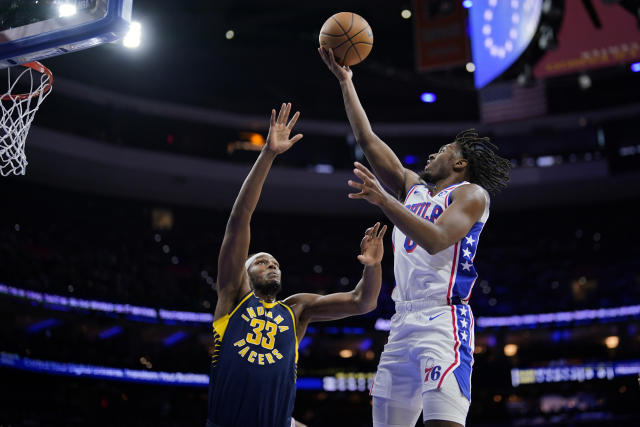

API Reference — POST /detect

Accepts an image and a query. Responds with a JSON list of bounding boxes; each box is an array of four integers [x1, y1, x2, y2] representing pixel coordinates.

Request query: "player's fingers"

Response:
[[287, 111, 300, 129], [353, 168, 373, 185], [328, 48, 338, 65], [347, 179, 363, 190], [354, 162, 375, 179], [277, 103, 286, 124], [371, 222, 380, 237], [289, 134, 304, 145], [348, 191, 366, 199], [282, 103, 291, 123], [270, 109, 276, 126], [377, 224, 388, 239]]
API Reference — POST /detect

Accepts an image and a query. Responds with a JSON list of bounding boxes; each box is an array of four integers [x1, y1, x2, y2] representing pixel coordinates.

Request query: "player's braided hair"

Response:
[[454, 129, 511, 194]]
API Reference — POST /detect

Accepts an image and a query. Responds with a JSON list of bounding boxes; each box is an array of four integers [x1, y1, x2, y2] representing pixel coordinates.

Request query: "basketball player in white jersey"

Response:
[[319, 47, 510, 427]]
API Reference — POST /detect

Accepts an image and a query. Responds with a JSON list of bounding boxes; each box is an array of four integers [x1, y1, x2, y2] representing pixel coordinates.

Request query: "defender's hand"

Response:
[[265, 103, 303, 155], [318, 47, 353, 82], [358, 222, 387, 266], [348, 162, 392, 207]]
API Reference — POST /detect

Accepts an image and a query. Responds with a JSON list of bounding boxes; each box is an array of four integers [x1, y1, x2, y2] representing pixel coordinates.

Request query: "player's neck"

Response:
[[433, 173, 466, 194], [254, 290, 277, 303]]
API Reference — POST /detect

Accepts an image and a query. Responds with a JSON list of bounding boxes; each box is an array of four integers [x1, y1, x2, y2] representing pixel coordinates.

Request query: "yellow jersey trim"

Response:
[[261, 301, 279, 309], [212, 291, 254, 340], [278, 301, 299, 364]]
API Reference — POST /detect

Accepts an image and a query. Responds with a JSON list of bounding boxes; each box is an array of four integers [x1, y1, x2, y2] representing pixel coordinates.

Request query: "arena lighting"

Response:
[[26, 318, 61, 334], [163, 331, 189, 347], [604, 335, 620, 349], [510, 360, 640, 387], [58, 3, 77, 18], [503, 343, 518, 356], [631, 62, 640, 72], [98, 326, 123, 340], [339, 349, 354, 358], [404, 154, 418, 164], [462, 0, 473, 8], [5, 352, 639, 392], [401, 9, 412, 19], [578, 73, 592, 90], [298, 337, 313, 351], [123, 21, 142, 48], [0, 352, 208, 386], [3, 283, 640, 329], [420, 92, 437, 103]]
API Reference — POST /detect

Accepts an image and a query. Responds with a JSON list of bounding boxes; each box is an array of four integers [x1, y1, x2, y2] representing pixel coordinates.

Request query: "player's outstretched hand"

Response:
[[318, 47, 353, 82], [348, 162, 391, 207], [358, 222, 387, 266], [265, 103, 303, 155]]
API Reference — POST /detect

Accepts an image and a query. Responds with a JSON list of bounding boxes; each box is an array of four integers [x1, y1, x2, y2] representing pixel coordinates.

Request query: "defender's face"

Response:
[[248, 254, 282, 288]]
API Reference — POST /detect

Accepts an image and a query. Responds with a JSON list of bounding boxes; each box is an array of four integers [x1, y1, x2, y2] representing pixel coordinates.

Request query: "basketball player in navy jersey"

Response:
[[320, 48, 510, 427], [208, 103, 387, 427]]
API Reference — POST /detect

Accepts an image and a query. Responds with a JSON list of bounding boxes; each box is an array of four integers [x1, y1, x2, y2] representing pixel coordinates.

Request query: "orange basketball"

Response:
[[319, 12, 373, 66]]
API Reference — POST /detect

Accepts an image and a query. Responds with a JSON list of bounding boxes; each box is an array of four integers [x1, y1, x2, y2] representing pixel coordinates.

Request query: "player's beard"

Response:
[[252, 277, 282, 297]]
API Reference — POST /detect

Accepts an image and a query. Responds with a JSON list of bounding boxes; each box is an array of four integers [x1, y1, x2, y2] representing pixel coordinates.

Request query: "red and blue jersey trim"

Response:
[[447, 221, 484, 304]]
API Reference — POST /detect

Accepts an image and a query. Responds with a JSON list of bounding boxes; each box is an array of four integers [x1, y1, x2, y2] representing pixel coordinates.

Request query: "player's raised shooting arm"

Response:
[[284, 223, 386, 328], [216, 104, 303, 307], [318, 47, 420, 197]]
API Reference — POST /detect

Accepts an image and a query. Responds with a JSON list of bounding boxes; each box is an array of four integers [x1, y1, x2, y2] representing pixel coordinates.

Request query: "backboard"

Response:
[[0, 0, 132, 68]]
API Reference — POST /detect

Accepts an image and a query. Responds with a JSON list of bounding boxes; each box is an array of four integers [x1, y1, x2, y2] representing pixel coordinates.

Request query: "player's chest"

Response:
[[229, 304, 294, 366]]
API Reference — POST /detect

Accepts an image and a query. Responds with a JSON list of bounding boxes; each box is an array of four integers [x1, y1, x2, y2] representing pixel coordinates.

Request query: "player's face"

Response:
[[248, 254, 282, 295], [422, 143, 458, 181]]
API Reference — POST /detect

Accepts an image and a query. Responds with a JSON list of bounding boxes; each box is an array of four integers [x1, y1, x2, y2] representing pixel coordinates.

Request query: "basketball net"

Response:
[[1, 62, 53, 176]]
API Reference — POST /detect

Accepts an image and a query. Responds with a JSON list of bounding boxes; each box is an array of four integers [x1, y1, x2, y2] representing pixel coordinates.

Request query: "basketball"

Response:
[[319, 12, 373, 66]]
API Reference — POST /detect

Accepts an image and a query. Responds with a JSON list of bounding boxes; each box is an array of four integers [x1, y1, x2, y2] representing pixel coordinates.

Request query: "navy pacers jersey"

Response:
[[208, 292, 298, 427]]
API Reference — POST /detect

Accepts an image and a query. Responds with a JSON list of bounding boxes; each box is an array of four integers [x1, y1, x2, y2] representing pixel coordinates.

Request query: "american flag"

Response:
[[479, 79, 547, 124]]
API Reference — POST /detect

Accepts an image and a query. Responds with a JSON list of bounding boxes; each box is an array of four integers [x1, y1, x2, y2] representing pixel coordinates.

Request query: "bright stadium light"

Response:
[[123, 21, 142, 49], [504, 343, 518, 357], [631, 62, 640, 72], [420, 92, 437, 103], [58, 3, 77, 18], [605, 336, 619, 349]]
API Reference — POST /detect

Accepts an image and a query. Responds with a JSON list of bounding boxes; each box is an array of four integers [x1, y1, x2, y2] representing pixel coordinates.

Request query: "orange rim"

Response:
[[1, 61, 53, 101]]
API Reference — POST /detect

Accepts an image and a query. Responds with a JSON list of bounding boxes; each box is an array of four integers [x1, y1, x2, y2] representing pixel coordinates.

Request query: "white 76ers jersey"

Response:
[[391, 181, 490, 305]]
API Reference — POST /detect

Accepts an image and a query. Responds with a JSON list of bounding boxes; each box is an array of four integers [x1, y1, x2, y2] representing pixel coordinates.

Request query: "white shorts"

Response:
[[371, 300, 474, 425]]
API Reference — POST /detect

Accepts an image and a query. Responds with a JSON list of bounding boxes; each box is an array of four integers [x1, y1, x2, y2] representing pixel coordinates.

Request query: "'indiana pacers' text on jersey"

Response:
[[208, 292, 298, 427], [391, 181, 490, 304]]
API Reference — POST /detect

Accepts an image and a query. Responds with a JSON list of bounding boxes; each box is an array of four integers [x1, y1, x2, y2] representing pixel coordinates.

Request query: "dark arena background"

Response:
[[1, 0, 640, 426]]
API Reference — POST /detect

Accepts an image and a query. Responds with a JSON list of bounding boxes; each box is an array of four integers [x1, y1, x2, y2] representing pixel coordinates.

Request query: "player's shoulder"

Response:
[[282, 293, 317, 308], [451, 182, 490, 205]]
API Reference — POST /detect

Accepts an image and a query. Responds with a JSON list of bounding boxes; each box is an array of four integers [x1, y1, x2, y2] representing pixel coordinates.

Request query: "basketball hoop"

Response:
[[1, 61, 53, 176]]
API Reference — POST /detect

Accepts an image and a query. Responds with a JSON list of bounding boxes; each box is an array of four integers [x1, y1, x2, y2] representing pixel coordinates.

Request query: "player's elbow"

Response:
[[423, 240, 449, 255], [422, 229, 450, 255], [353, 293, 377, 314], [358, 298, 377, 314]]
